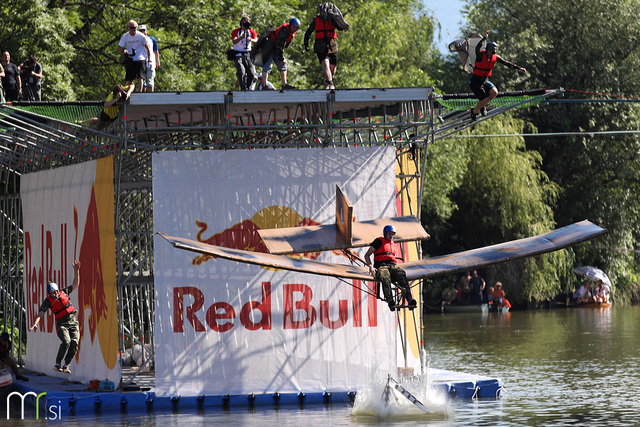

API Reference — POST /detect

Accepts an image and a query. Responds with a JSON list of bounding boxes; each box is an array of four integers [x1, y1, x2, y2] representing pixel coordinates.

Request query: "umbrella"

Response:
[[574, 266, 612, 289]]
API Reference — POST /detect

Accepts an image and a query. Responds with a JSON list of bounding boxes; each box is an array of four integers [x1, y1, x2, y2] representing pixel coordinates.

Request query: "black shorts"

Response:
[[314, 38, 338, 65], [469, 76, 495, 100], [125, 60, 146, 82]]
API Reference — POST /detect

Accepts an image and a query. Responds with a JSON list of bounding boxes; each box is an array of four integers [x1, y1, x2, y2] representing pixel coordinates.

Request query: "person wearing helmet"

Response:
[[468, 30, 527, 121], [303, 3, 349, 90], [261, 18, 300, 90], [29, 260, 81, 374], [364, 225, 417, 311]]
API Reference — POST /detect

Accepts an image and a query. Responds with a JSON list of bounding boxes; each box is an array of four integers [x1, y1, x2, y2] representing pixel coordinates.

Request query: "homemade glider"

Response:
[[158, 186, 607, 284], [448, 33, 484, 74]]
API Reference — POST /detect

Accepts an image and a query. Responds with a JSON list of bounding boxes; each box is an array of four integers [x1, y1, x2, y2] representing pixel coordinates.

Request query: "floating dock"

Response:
[[8, 367, 502, 416]]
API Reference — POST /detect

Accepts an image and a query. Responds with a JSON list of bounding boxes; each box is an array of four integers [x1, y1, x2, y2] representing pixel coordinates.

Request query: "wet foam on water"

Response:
[[350, 369, 452, 422]]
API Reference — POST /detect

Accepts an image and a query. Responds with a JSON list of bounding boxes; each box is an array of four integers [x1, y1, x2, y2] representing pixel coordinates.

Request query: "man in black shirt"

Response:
[[1, 51, 21, 101]]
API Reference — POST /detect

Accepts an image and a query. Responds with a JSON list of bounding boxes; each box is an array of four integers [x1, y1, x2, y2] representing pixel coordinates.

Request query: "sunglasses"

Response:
[[129, 26, 137, 29]]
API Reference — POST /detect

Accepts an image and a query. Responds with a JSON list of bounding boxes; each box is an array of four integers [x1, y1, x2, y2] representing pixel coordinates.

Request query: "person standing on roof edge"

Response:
[[29, 260, 81, 374], [304, 3, 348, 90], [232, 14, 258, 91], [364, 225, 417, 311], [468, 30, 526, 121], [262, 18, 300, 90], [118, 20, 151, 92]]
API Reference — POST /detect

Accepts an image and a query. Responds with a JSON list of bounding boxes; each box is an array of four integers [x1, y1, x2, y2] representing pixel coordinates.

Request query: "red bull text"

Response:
[[173, 281, 378, 332]]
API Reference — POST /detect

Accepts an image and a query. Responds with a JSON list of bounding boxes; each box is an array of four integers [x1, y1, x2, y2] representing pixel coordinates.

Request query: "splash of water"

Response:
[[350, 366, 452, 421]]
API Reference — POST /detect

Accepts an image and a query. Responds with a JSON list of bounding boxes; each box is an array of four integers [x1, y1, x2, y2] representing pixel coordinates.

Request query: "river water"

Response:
[[9, 305, 640, 426]]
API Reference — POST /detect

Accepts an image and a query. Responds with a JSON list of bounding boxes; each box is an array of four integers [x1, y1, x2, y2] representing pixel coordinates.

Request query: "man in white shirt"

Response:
[[139, 25, 160, 92], [118, 20, 151, 92]]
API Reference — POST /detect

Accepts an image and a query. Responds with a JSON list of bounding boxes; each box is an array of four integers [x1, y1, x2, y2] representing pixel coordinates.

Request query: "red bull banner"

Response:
[[153, 147, 397, 396], [21, 157, 120, 382]]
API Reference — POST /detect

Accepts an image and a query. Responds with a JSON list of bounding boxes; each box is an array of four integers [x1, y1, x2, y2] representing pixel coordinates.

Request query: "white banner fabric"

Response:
[[21, 157, 120, 382], [153, 147, 398, 397]]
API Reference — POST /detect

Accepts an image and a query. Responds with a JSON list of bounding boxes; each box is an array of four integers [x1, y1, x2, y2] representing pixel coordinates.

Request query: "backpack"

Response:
[[318, 3, 350, 31], [251, 27, 275, 66], [448, 33, 484, 73]]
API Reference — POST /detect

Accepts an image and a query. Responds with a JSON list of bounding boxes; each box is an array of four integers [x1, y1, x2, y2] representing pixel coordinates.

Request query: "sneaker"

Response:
[[16, 374, 29, 382], [387, 301, 396, 312], [408, 299, 417, 310], [480, 106, 487, 117], [468, 109, 477, 121], [61, 365, 71, 374], [282, 83, 296, 90], [54, 364, 61, 372], [262, 85, 275, 90]]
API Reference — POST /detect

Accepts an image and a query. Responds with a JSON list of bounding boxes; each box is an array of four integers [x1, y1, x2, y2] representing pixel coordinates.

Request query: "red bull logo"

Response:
[[193, 206, 322, 264], [25, 156, 118, 370]]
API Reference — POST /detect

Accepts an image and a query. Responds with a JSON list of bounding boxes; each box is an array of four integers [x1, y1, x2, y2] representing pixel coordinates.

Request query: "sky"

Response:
[[424, 0, 466, 55]]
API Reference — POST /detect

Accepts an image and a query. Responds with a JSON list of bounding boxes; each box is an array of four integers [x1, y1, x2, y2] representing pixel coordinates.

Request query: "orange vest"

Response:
[[373, 238, 396, 264], [314, 17, 336, 39], [473, 51, 497, 78], [47, 291, 75, 319]]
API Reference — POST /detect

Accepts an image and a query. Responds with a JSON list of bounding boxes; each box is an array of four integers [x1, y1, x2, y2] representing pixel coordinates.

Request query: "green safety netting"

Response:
[[8, 102, 103, 124], [437, 95, 546, 111]]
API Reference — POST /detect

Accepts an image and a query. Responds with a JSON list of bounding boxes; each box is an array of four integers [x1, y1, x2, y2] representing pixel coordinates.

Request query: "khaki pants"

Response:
[[56, 313, 79, 366]]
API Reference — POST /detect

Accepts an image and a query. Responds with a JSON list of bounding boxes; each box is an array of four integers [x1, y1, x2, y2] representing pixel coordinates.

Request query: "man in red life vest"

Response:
[[29, 260, 81, 374], [303, 4, 347, 90], [468, 30, 527, 121], [364, 225, 417, 311], [262, 18, 300, 91]]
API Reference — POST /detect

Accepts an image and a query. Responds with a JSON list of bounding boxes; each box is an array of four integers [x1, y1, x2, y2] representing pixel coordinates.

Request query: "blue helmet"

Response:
[[289, 17, 301, 27], [47, 282, 59, 293], [383, 225, 397, 235], [486, 41, 498, 53]]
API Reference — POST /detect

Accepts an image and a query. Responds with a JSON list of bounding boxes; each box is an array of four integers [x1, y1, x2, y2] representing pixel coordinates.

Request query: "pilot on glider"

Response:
[[364, 225, 417, 311]]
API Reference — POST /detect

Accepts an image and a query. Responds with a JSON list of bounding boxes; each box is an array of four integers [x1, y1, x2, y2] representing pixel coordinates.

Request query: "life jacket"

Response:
[[473, 51, 497, 78], [47, 291, 75, 319], [270, 23, 296, 45], [314, 17, 336, 39], [373, 237, 396, 264]]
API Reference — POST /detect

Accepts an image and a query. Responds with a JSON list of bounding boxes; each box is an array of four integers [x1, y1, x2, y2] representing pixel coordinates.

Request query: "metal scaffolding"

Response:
[[0, 87, 563, 382]]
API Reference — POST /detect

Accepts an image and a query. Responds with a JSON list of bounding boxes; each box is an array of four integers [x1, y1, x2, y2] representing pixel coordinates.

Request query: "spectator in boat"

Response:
[[469, 270, 486, 305], [0, 331, 29, 381], [573, 281, 591, 304], [441, 281, 458, 311], [459, 271, 471, 304], [594, 280, 610, 304], [491, 282, 511, 310]]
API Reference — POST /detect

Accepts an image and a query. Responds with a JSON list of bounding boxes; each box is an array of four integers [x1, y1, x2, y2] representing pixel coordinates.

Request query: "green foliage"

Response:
[[422, 115, 567, 303]]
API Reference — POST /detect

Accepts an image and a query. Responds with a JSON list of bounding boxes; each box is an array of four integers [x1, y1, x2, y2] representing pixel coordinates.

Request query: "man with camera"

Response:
[[19, 54, 43, 101], [231, 15, 258, 91], [118, 20, 151, 92]]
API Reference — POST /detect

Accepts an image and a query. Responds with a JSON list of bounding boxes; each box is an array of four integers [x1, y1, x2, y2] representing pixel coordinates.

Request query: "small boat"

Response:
[[573, 301, 612, 309], [443, 304, 488, 313]]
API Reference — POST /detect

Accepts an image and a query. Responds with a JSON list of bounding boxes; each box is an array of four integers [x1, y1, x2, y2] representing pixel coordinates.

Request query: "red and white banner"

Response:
[[21, 157, 120, 382], [153, 147, 398, 396]]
